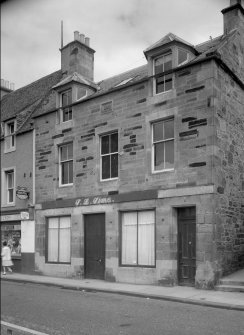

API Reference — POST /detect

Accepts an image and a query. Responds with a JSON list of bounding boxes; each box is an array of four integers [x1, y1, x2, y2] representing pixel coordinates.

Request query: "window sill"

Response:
[[120, 264, 156, 268], [4, 147, 16, 154], [152, 168, 174, 174], [59, 183, 73, 188], [100, 177, 118, 183]]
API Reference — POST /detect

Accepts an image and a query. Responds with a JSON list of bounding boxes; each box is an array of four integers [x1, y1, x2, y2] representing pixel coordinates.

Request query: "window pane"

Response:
[[178, 49, 188, 65], [165, 140, 174, 169], [155, 57, 164, 75], [60, 145, 67, 161], [49, 218, 59, 229], [67, 143, 73, 159], [60, 217, 71, 229], [62, 90, 72, 107], [164, 54, 172, 71], [62, 162, 69, 184], [121, 213, 137, 265], [164, 119, 174, 139], [111, 133, 118, 153], [68, 161, 73, 183], [153, 122, 164, 142], [111, 154, 118, 178], [102, 156, 110, 179], [7, 172, 14, 188], [154, 142, 165, 171], [59, 227, 71, 262], [101, 135, 110, 155], [8, 189, 13, 203], [156, 79, 165, 94], [138, 211, 155, 266], [164, 74, 173, 91], [48, 225, 59, 262]]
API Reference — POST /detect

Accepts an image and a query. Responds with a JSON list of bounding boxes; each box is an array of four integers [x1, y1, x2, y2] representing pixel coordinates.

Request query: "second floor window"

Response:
[[100, 132, 118, 180], [154, 53, 173, 94], [5, 121, 16, 152], [59, 143, 73, 186], [61, 89, 72, 122], [152, 118, 174, 172]]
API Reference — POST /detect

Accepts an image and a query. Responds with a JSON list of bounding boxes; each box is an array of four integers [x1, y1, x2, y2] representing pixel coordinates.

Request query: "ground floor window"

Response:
[[1, 224, 21, 255], [121, 210, 155, 267], [47, 216, 71, 263]]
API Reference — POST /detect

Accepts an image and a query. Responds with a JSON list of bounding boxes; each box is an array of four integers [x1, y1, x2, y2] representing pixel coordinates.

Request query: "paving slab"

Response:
[[1, 272, 244, 311]]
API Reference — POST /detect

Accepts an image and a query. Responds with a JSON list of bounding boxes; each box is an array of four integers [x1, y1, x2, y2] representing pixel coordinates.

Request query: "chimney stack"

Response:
[[222, 0, 244, 34], [61, 31, 95, 81]]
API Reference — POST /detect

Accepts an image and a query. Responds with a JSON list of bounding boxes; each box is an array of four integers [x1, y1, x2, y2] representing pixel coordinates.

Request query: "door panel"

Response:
[[84, 214, 105, 279], [178, 207, 196, 286]]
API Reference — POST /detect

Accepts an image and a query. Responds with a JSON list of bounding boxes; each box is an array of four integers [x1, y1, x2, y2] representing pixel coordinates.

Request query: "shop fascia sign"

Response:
[[1, 212, 29, 221], [75, 196, 114, 206], [16, 186, 30, 200]]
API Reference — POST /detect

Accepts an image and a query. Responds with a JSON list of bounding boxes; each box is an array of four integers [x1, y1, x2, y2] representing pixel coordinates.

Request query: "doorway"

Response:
[[84, 213, 105, 279], [177, 207, 196, 286]]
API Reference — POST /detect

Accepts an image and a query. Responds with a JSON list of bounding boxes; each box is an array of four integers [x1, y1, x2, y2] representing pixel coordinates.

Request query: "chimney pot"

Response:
[[85, 37, 90, 46], [74, 31, 79, 41], [5, 81, 9, 89], [1, 79, 4, 87], [10, 83, 15, 90], [79, 34, 85, 44]]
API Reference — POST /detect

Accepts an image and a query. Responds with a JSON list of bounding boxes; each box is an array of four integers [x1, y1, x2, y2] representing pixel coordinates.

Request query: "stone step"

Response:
[[215, 284, 244, 293], [219, 279, 244, 286]]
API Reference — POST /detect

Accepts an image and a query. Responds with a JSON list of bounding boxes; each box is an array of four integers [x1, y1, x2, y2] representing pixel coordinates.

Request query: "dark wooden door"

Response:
[[84, 213, 105, 280], [178, 207, 196, 286]]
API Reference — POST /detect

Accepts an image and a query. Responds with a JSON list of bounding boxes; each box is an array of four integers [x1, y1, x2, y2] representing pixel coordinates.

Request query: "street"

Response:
[[1, 281, 243, 335]]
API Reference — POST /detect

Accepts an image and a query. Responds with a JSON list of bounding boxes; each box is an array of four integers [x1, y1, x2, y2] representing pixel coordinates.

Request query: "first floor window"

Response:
[[47, 216, 71, 263], [152, 118, 174, 171], [59, 143, 73, 185], [100, 132, 118, 180], [3, 169, 15, 204], [121, 210, 155, 267]]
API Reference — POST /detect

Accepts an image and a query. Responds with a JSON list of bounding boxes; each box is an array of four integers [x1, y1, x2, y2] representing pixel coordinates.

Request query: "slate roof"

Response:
[[1, 30, 237, 128], [1, 70, 62, 134]]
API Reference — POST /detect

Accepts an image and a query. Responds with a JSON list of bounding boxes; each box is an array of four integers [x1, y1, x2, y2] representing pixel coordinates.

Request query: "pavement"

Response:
[[1, 271, 244, 311]]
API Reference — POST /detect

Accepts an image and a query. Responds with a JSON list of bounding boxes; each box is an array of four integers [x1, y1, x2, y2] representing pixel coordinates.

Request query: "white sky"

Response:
[[1, 0, 229, 89]]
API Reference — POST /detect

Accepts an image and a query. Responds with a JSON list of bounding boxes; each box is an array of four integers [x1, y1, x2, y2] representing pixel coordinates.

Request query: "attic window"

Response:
[[4, 120, 16, 153], [178, 49, 189, 66], [115, 77, 134, 87], [154, 53, 173, 94]]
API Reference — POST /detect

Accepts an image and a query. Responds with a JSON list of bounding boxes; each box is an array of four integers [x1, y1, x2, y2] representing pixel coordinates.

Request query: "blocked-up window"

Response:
[[152, 118, 174, 171], [121, 210, 155, 267], [47, 216, 71, 263], [154, 53, 173, 94], [59, 143, 73, 186], [61, 89, 72, 122], [100, 132, 118, 180], [4, 121, 16, 152]]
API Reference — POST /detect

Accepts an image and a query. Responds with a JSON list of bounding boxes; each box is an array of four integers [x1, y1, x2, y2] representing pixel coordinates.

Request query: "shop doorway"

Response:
[[84, 213, 105, 280], [177, 207, 196, 286]]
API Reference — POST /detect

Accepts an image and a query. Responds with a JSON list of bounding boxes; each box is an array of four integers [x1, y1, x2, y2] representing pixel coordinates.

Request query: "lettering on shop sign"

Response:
[[75, 196, 115, 206]]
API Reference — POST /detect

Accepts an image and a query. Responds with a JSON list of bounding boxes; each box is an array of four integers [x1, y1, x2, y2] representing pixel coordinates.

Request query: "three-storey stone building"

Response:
[[2, 0, 243, 288]]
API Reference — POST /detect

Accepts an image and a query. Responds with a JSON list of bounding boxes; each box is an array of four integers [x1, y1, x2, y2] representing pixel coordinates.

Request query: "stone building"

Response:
[[2, 0, 243, 288]]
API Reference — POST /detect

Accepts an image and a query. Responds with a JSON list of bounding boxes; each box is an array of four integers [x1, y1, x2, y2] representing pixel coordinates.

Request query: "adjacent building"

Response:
[[1, 0, 243, 288]]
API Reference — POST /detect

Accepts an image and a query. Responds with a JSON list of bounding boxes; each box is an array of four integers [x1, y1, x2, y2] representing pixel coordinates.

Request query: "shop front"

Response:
[[0, 211, 35, 273]]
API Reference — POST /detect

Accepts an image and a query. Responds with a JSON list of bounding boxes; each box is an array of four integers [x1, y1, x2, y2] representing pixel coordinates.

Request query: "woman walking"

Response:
[[1, 241, 13, 275]]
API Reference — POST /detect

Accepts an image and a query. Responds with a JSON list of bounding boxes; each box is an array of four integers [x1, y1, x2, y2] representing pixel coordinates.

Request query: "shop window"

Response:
[[100, 132, 118, 180], [47, 216, 71, 263], [154, 53, 173, 94], [59, 143, 73, 186], [1, 225, 21, 256], [152, 118, 174, 172], [60, 89, 72, 122], [121, 210, 155, 267], [4, 120, 16, 152]]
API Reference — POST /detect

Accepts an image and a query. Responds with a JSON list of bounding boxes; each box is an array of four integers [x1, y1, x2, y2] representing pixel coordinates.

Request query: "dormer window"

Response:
[[4, 120, 16, 153], [154, 53, 173, 94], [61, 89, 72, 122]]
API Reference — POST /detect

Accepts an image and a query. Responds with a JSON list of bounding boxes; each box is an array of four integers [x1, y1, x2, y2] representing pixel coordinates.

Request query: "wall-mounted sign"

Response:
[[1, 214, 21, 222], [16, 186, 29, 200], [20, 211, 29, 220]]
